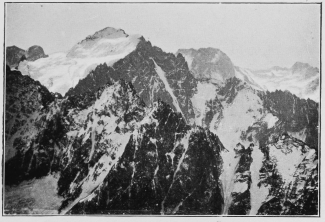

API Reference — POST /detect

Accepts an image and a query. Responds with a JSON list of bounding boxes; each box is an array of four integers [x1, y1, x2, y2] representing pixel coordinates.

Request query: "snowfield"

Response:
[[18, 31, 140, 95], [191, 82, 218, 126], [4, 174, 63, 214]]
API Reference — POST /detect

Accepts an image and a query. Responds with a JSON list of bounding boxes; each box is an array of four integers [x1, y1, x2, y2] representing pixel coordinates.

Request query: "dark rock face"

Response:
[[6, 45, 48, 69], [5, 66, 58, 184], [57, 80, 148, 213], [228, 144, 253, 215], [62, 79, 224, 214], [203, 97, 223, 129], [6, 46, 26, 69], [216, 77, 248, 104], [177, 48, 235, 83], [66, 38, 197, 123], [198, 77, 253, 129], [26, 45, 48, 61], [257, 90, 319, 149], [257, 134, 318, 215], [63, 101, 224, 215], [224, 133, 318, 216]]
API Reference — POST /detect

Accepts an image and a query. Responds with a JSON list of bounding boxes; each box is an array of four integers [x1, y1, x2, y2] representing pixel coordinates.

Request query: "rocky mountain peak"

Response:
[[291, 61, 311, 71], [66, 26, 140, 58], [177, 47, 235, 84], [26, 45, 48, 61], [270, 66, 289, 71], [291, 62, 319, 74], [6, 45, 48, 69], [6, 45, 27, 69], [291, 61, 319, 77], [7, 45, 23, 51], [82, 27, 129, 43]]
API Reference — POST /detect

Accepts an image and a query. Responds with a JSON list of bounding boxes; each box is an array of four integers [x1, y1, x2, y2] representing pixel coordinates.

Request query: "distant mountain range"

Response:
[[177, 48, 319, 102], [4, 27, 319, 215]]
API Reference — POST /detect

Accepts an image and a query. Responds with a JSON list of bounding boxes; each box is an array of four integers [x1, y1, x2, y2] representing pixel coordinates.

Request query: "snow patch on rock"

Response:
[[191, 82, 218, 126], [152, 59, 185, 120], [263, 113, 278, 129]]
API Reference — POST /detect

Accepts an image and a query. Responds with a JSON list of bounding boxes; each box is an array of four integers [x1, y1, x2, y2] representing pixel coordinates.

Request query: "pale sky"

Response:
[[5, 3, 320, 70]]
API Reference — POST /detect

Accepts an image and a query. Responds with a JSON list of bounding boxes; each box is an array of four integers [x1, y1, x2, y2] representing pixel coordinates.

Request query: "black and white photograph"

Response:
[[1, 1, 322, 218]]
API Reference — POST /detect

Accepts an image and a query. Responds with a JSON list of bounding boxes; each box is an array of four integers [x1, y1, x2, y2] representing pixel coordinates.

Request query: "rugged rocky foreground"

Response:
[[4, 65, 319, 215], [5, 67, 224, 214]]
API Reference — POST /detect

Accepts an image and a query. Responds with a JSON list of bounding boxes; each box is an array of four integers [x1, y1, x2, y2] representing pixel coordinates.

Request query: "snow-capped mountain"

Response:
[[4, 27, 319, 215], [65, 35, 197, 123], [17, 27, 141, 95]]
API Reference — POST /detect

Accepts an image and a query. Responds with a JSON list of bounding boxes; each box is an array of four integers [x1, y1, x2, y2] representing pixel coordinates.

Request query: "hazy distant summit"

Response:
[[291, 62, 319, 78], [177, 47, 236, 84], [251, 62, 319, 76]]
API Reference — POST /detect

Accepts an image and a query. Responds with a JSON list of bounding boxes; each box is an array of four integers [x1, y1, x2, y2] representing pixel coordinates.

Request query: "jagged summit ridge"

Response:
[[67, 26, 140, 58], [81, 27, 129, 43]]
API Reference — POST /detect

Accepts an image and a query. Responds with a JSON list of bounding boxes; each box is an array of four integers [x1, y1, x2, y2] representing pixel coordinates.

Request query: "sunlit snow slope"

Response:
[[18, 27, 140, 95]]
